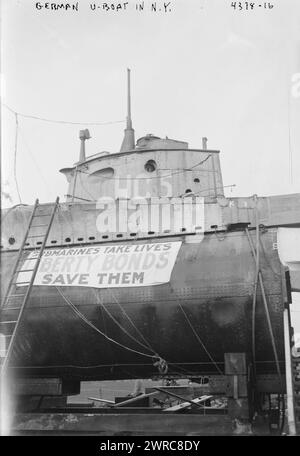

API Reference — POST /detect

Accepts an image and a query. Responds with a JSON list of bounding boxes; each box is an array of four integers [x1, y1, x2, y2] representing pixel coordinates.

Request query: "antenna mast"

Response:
[[120, 68, 135, 152]]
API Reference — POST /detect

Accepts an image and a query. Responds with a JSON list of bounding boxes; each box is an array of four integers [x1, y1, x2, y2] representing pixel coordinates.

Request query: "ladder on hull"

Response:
[[0, 197, 59, 375]]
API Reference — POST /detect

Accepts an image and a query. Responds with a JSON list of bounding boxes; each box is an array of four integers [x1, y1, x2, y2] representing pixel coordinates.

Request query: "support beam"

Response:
[[283, 307, 296, 435], [225, 353, 251, 427], [111, 391, 159, 408]]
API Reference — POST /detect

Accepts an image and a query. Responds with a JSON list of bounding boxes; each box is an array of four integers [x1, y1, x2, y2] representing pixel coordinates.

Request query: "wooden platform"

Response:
[[11, 412, 234, 436]]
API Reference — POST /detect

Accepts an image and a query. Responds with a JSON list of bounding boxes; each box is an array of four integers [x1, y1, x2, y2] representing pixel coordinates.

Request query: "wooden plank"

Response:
[[154, 387, 206, 409], [164, 395, 213, 412], [111, 392, 159, 408], [146, 385, 210, 397], [12, 378, 62, 396], [12, 413, 234, 436], [88, 397, 115, 405]]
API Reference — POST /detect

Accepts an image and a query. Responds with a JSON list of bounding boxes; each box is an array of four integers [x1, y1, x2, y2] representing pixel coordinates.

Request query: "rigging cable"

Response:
[[75, 169, 235, 201], [108, 290, 156, 353], [252, 196, 259, 382], [180, 184, 236, 198], [107, 291, 192, 375], [245, 226, 285, 434], [94, 289, 190, 376], [56, 287, 184, 376], [13, 113, 22, 204], [55, 286, 154, 360], [77, 241, 193, 375], [76, 156, 214, 181], [92, 288, 155, 355], [57, 283, 190, 376], [3, 103, 124, 207], [97, 289, 115, 363], [171, 289, 223, 375], [78, 170, 99, 202], [287, 80, 293, 184], [245, 227, 283, 385], [3, 104, 125, 126]]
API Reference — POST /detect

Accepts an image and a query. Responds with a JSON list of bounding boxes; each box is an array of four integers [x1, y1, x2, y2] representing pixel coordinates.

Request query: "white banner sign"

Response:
[[18, 241, 182, 288]]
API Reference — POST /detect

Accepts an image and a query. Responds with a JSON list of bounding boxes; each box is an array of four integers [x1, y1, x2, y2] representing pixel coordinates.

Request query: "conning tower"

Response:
[[60, 70, 224, 202]]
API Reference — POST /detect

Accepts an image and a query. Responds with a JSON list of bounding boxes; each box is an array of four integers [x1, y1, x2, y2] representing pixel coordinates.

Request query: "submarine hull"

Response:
[[1, 229, 286, 381]]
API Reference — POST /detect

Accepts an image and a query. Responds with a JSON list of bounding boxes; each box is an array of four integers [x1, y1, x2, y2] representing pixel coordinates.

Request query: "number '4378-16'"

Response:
[[231, 2, 274, 10]]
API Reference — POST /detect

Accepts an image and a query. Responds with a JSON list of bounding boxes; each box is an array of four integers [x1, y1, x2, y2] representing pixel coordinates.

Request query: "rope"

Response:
[[97, 292, 114, 362], [153, 356, 168, 375], [11, 362, 224, 371], [109, 291, 156, 353], [55, 287, 190, 377], [256, 238, 282, 278], [93, 290, 190, 376], [245, 228, 283, 390], [107, 292, 194, 376], [3, 104, 125, 126], [181, 184, 236, 197], [77, 156, 214, 181], [172, 290, 223, 375], [76, 167, 235, 201], [168, 363, 193, 375], [252, 197, 259, 380], [78, 170, 99, 201], [55, 287, 154, 360], [287, 81, 293, 184], [92, 289, 155, 355], [66, 241, 192, 377]]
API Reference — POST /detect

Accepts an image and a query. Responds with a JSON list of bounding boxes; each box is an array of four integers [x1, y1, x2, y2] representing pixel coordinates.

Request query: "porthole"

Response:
[[116, 234, 123, 238], [8, 237, 16, 245], [102, 235, 108, 239], [88, 236, 95, 241], [51, 240, 57, 244], [185, 189, 192, 194], [65, 237, 71, 242], [144, 160, 157, 173], [77, 237, 84, 241], [194, 178, 200, 183]]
